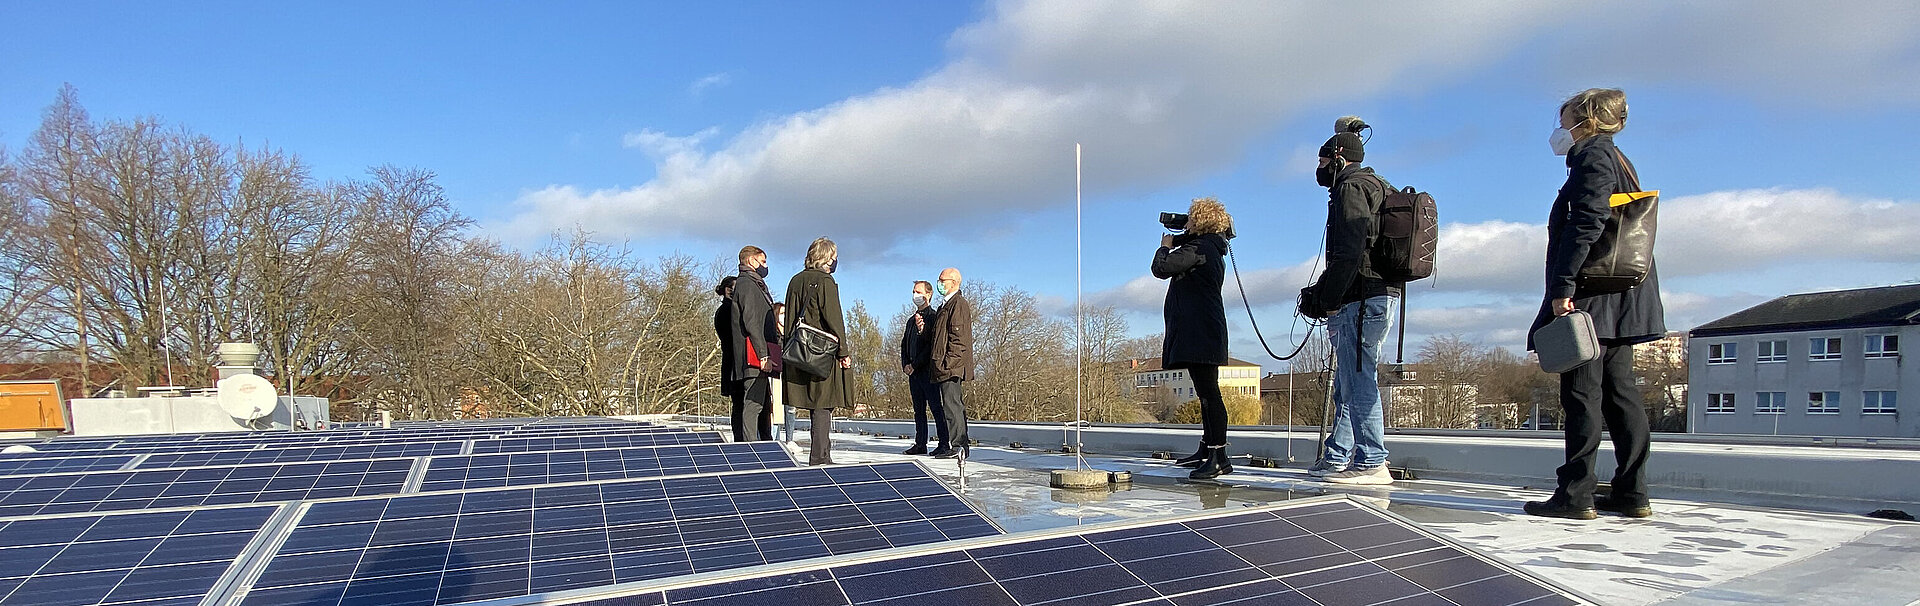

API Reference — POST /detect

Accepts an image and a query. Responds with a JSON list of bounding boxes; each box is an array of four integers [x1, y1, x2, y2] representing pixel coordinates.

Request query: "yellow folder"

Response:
[[1609, 191, 1657, 207]]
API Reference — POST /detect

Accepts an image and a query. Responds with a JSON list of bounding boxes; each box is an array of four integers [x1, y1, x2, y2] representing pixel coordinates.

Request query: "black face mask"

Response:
[[754, 265, 769, 279], [828, 259, 838, 274], [1315, 164, 1337, 187]]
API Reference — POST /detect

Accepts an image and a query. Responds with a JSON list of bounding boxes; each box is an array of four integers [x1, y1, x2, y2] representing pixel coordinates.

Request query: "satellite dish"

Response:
[[217, 373, 279, 421], [1, 445, 37, 454]]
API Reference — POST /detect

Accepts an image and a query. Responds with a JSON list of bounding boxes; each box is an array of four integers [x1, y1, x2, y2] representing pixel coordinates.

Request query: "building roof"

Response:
[[1129, 357, 1261, 373], [1690, 283, 1920, 337]]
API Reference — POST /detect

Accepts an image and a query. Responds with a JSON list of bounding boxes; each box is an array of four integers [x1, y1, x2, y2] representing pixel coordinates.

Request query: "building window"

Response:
[[1864, 391, 1898, 415], [1756, 340, 1787, 363], [1755, 392, 1786, 414], [1706, 393, 1736, 414], [1707, 343, 1737, 365], [1866, 334, 1899, 359], [1808, 391, 1840, 415], [1809, 337, 1843, 361]]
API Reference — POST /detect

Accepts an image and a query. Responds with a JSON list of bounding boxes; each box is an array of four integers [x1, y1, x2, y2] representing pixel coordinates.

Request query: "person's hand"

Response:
[[839, 357, 852, 369], [759, 356, 773, 372], [1161, 234, 1176, 248], [1552, 297, 1574, 317], [902, 364, 913, 375], [1297, 286, 1326, 320], [913, 315, 925, 330]]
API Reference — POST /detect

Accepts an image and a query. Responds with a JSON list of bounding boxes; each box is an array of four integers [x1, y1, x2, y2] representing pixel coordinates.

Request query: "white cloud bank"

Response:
[[495, 1, 1919, 252]]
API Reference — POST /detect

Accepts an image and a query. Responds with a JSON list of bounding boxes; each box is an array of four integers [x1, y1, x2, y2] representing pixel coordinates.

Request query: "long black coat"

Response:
[[781, 268, 851, 411], [1153, 232, 1230, 368], [729, 269, 777, 379], [714, 301, 738, 396], [1529, 134, 1666, 349]]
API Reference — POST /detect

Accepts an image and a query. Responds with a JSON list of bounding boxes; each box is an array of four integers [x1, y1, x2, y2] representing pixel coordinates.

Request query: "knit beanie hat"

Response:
[[1317, 116, 1367, 162]]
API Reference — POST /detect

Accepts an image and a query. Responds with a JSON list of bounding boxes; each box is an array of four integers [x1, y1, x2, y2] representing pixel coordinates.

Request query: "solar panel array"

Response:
[[231, 462, 999, 606], [0, 416, 1589, 606], [419, 442, 795, 492], [0, 505, 280, 606], [564, 498, 1588, 606], [0, 459, 415, 518]]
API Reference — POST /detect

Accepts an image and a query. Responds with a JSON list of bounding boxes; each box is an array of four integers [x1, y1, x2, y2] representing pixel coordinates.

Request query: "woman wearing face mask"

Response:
[[1526, 88, 1665, 520], [783, 237, 854, 465]]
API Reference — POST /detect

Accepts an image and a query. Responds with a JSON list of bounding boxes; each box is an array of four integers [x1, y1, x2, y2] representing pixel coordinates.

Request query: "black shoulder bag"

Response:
[[780, 282, 839, 381], [1577, 149, 1659, 293]]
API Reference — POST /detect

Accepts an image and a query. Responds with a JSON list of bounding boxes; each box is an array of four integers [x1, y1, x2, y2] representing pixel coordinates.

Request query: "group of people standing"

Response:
[[712, 237, 973, 465], [713, 88, 1663, 521], [1159, 88, 1663, 520]]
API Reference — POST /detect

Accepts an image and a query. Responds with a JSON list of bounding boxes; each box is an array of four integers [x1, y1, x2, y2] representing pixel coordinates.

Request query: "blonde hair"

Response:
[[1186, 197, 1232, 235], [1560, 88, 1627, 135], [737, 245, 765, 264], [804, 237, 838, 272]]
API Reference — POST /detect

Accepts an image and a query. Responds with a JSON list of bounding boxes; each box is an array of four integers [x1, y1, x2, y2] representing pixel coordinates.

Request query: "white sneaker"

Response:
[[1306, 460, 1345, 477], [1324, 465, 1393, 485]]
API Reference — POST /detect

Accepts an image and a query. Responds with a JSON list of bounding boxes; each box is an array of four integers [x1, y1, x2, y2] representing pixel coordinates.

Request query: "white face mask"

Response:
[[1549, 127, 1576, 156], [913, 293, 930, 308]]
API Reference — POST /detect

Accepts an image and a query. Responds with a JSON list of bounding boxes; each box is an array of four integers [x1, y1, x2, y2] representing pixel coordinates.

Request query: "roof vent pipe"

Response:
[[216, 342, 261, 380]]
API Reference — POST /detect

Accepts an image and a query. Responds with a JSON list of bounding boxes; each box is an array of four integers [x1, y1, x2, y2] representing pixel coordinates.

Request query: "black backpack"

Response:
[[1366, 176, 1438, 282]]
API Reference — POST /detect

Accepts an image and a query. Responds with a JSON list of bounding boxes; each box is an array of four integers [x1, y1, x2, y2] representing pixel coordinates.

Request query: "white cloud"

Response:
[[494, 2, 1562, 247], [689, 72, 733, 95]]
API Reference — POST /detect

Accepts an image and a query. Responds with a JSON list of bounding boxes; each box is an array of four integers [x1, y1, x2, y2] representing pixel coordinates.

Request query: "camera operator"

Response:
[[1298, 116, 1400, 486], [1153, 197, 1234, 480]]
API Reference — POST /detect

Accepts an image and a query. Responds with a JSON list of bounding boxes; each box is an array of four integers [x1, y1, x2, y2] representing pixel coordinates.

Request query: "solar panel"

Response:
[[469, 431, 723, 454], [555, 497, 1589, 606], [135, 441, 466, 469], [0, 504, 282, 606], [0, 459, 414, 518], [0, 455, 135, 477], [228, 462, 1000, 606], [419, 442, 797, 492]]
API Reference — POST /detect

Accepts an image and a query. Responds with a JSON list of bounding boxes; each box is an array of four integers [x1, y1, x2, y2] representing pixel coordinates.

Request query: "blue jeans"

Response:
[[1321, 295, 1395, 469]]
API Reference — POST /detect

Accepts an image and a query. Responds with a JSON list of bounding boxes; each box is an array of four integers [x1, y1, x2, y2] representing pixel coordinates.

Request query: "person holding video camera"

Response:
[[1153, 197, 1234, 480], [1298, 116, 1401, 486]]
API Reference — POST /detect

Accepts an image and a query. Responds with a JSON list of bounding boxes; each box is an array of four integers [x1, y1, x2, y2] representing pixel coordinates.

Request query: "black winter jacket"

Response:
[[1308, 165, 1404, 313], [899, 305, 937, 378], [1153, 232, 1229, 368], [714, 300, 739, 396], [729, 268, 777, 379], [1528, 134, 1666, 349]]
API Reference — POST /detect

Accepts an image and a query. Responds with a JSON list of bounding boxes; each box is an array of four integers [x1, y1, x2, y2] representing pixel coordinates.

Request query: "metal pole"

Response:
[[1074, 143, 1086, 471]]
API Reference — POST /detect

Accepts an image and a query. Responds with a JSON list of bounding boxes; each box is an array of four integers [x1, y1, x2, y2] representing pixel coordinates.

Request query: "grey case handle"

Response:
[[1534, 310, 1600, 374]]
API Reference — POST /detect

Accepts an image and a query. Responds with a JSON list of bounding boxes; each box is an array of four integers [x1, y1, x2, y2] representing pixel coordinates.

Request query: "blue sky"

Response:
[[6, 1, 1920, 373]]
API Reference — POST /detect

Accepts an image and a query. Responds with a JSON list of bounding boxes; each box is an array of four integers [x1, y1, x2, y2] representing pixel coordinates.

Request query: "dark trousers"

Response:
[[733, 376, 772, 442], [909, 374, 949, 448], [938, 379, 969, 446], [1187, 364, 1227, 445], [808, 407, 833, 464], [727, 388, 747, 442], [1554, 343, 1651, 507]]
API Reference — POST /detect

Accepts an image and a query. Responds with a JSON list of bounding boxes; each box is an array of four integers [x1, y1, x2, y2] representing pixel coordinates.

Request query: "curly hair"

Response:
[[804, 237, 838, 272], [1185, 197, 1232, 235]]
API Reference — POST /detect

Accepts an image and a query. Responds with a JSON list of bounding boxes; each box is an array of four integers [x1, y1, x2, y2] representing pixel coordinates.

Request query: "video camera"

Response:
[[1158, 212, 1234, 239]]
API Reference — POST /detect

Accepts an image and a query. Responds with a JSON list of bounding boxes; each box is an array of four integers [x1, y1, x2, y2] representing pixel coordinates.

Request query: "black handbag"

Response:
[[780, 283, 839, 381], [1577, 149, 1658, 293]]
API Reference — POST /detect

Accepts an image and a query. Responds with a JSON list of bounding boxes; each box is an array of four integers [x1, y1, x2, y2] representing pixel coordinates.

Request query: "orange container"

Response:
[[0, 380, 68, 432]]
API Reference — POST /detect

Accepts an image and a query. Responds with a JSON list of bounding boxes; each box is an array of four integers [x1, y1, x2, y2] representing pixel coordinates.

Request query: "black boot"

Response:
[[1173, 442, 1207, 468], [1523, 499, 1597, 520], [1189, 445, 1232, 480]]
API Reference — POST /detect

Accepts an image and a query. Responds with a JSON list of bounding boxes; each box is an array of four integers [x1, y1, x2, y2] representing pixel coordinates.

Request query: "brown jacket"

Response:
[[929, 290, 974, 382]]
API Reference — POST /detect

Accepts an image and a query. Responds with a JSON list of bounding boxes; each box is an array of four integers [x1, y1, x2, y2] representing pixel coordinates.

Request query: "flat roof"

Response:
[[1691, 283, 1920, 337]]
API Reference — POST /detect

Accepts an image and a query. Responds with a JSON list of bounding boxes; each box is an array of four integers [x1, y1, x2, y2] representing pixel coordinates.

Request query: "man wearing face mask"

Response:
[[928, 268, 973, 460], [1299, 116, 1402, 486], [899, 280, 946, 455], [729, 245, 777, 442]]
